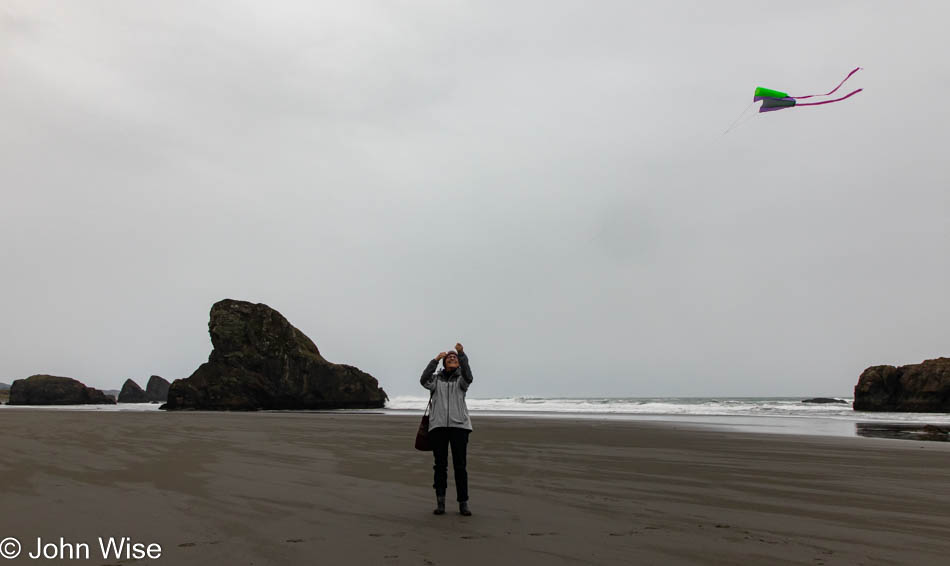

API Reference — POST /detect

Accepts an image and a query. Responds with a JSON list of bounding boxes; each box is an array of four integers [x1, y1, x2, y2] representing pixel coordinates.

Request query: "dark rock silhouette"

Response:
[[8, 375, 116, 405], [163, 299, 388, 410], [118, 379, 148, 403], [853, 357, 950, 412], [146, 375, 170, 403], [801, 398, 847, 404]]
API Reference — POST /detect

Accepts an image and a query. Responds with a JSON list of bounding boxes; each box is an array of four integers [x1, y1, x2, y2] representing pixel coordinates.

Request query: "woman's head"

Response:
[[443, 351, 460, 370]]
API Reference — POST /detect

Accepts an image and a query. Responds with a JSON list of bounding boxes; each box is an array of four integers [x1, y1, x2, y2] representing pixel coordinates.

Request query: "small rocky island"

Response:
[[802, 398, 848, 404], [118, 378, 148, 403], [118, 375, 170, 403], [146, 375, 170, 402], [8, 375, 116, 405], [853, 357, 950, 412], [162, 299, 388, 410]]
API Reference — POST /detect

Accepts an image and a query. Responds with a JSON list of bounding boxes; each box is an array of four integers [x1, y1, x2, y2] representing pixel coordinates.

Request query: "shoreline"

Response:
[[2, 411, 950, 565], [4, 402, 950, 441]]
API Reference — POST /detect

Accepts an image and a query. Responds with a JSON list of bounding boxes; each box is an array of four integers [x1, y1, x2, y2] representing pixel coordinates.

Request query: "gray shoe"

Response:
[[459, 501, 471, 516], [433, 495, 446, 515]]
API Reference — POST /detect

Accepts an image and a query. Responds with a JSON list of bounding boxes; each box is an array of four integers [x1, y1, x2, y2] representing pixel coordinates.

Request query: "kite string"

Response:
[[792, 67, 862, 100], [722, 101, 755, 136], [733, 107, 759, 130]]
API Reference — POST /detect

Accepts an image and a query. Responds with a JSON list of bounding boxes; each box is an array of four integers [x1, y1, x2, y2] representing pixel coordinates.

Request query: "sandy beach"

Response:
[[1, 411, 949, 565]]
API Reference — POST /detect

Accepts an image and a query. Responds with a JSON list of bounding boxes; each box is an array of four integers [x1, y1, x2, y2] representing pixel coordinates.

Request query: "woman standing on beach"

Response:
[[420, 342, 474, 516]]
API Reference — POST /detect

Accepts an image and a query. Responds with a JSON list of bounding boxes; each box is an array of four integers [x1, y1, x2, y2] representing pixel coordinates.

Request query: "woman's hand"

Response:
[[455, 343, 464, 354], [436, 352, 447, 361]]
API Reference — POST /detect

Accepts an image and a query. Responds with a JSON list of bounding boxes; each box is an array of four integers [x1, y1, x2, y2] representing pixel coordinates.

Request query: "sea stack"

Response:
[[117, 379, 148, 403], [853, 357, 950, 412], [145, 375, 170, 403], [163, 299, 388, 410], [8, 375, 116, 405]]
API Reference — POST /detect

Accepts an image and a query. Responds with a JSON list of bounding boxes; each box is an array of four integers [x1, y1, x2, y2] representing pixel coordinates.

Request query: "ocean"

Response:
[[384, 396, 950, 440], [5, 396, 950, 440]]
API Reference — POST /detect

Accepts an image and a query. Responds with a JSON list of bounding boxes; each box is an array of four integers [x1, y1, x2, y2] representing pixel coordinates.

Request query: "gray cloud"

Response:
[[2, 0, 948, 397]]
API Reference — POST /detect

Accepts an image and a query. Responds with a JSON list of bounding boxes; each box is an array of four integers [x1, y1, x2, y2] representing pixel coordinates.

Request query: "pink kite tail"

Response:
[[795, 88, 863, 107], [792, 67, 862, 100]]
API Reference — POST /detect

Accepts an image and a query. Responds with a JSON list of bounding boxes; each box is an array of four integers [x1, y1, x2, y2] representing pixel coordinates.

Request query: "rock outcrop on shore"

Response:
[[802, 398, 847, 404], [118, 379, 148, 403], [116, 376, 168, 403], [8, 375, 116, 405], [853, 357, 950, 412], [145, 375, 170, 402], [163, 299, 388, 411]]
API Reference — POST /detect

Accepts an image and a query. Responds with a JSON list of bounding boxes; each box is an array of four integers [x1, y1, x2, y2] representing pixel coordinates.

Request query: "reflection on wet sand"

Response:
[[856, 422, 950, 441]]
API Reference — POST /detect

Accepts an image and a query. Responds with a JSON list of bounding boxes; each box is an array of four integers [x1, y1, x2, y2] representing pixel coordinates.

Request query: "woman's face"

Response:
[[444, 354, 460, 370]]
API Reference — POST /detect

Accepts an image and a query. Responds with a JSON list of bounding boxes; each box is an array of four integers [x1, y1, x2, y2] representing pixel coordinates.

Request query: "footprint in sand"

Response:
[[177, 540, 222, 548], [285, 539, 304, 543]]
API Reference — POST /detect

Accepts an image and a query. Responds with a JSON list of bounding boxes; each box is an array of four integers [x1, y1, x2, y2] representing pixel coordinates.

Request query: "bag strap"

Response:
[[423, 391, 433, 417]]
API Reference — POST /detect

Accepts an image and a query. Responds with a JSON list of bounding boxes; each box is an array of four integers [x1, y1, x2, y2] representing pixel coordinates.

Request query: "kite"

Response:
[[754, 67, 863, 112], [723, 67, 864, 134]]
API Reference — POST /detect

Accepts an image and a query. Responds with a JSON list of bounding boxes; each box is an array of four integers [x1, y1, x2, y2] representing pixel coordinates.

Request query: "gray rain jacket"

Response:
[[420, 351, 474, 431]]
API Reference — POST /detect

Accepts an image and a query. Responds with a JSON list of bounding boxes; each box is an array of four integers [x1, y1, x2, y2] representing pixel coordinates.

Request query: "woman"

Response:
[[420, 342, 474, 516]]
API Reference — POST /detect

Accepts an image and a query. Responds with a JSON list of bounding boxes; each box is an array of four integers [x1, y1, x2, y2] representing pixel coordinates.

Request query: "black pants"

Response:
[[430, 427, 470, 502]]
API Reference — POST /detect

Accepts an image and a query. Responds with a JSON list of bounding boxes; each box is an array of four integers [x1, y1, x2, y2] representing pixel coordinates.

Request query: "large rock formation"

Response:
[[118, 379, 148, 403], [163, 299, 388, 410], [145, 375, 170, 403], [8, 375, 117, 405], [853, 357, 950, 412]]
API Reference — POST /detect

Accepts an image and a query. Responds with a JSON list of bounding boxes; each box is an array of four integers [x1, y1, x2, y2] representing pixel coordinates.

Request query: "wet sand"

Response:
[[1, 410, 949, 565]]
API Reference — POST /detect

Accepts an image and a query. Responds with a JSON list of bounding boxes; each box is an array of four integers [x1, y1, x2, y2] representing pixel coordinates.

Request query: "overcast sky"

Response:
[[2, 1, 948, 398]]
